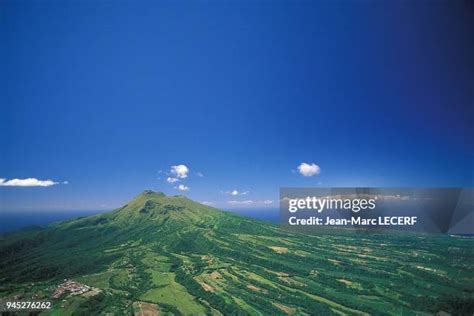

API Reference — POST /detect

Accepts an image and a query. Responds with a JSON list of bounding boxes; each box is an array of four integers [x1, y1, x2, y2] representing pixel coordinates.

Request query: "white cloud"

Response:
[[227, 200, 273, 205], [167, 177, 179, 183], [175, 184, 189, 191], [201, 201, 214, 206], [170, 164, 189, 179], [225, 189, 249, 196], [297, 162, 321, 177], [196, 172, 204, 177], [0, 178, 60, 187], [63, 181, 69, 184]]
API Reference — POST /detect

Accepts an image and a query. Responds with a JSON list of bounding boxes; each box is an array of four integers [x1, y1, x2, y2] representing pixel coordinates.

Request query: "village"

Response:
[[52, 280, 92, 299]]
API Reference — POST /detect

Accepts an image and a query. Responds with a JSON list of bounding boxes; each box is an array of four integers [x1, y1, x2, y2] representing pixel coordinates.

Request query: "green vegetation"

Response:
[[1, 191, 473, 315]]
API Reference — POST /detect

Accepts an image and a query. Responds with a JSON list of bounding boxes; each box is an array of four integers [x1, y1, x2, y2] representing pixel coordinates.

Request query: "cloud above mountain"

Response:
[[297, 162, 321, 177], [227, 200, 272, 205], [171, 164, 189, 179], [175, 184, 189, 191], [165, 164, 192, 185], [167, 177, 179, 183], [225, 189, 249, 196], [0, 178, 63, 187]]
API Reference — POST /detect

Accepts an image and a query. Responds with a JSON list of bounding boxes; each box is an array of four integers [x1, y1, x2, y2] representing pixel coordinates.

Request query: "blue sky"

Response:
[[1, 1, 473, 211]]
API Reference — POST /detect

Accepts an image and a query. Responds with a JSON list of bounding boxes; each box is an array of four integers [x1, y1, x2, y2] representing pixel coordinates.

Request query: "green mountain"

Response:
[[0, 191, 472, 315]]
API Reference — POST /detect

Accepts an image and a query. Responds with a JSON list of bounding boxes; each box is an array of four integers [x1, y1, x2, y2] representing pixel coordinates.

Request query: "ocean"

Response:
[[0, 210, 107, 233]]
